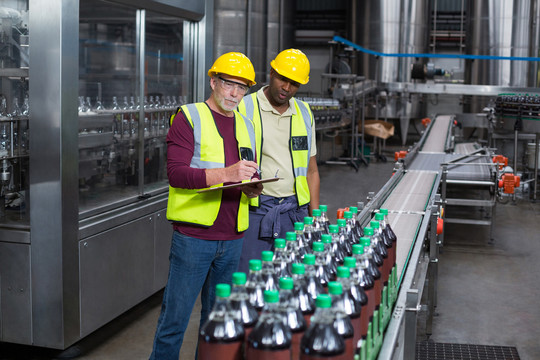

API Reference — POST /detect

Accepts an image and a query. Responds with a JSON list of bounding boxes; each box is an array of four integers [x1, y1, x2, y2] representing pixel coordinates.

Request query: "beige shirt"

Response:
[[256, 86, 317, 198]]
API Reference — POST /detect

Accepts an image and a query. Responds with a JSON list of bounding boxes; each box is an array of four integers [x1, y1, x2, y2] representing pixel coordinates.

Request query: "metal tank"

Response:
[[466, 0, 540, 112], [355, 0, 429, 143], [213, 0, 294, 86]]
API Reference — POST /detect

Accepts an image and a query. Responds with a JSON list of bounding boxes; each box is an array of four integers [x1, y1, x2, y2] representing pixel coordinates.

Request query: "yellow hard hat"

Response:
[[208, 52, 256, 86], [270, 49, 310, 85]]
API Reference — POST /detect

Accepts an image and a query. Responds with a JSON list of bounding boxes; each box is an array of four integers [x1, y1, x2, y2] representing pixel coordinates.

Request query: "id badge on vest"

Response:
[[291, 136, 308, 151]]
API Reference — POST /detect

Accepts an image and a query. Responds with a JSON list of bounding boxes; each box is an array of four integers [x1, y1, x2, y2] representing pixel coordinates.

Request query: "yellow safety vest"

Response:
[[238, 93, 313, 207], [166, 102, 257, 232]]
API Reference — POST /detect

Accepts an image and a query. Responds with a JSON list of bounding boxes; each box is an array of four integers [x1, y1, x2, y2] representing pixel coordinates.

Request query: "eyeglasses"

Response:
[[217, 76, 250, 94]]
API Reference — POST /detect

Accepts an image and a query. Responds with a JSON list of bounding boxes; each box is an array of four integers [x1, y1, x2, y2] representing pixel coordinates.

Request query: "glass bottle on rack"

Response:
[[198, 284, 244, 360]]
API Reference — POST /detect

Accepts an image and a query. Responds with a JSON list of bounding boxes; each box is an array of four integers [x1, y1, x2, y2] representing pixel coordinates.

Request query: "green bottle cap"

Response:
[[364, 227, 374, 236], [380, 208, 389, 215], [264, 289, 280, 303], [286, 232, 297, 241], [232, 272, 246, 285], [344, 211, 352, 219], [327, 281, 343, 295], [304, 216, 313, 225], [321, 234, 332, 243], [274, 238, 286, 248], [360, 237, 371, 247], [370, 220, 380, 229], [319, 205, 328, 212], [303, 253, 316, 265], [350, 206, 358, 214], [352, 244, 365, 255], [375, 213, 385, 221], [261, 250, 274, 261], [249, 259, 262, 271], [312, 209, 321, 217], [337, 266, 350, 278], [216, 283, 231, 298], [279, 277, 294, 290], [337, 219, 346, 227], [292, 263, 305, 275], [313, 241, 325, 252], [316, 294, 332, 308], [343, 257, 356, 268], [294, 222, 305, 231], [329, 224, 339, 233]]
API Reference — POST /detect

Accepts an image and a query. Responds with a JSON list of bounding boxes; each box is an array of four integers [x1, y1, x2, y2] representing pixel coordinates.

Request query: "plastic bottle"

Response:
[[245, 259, 265, 312], [376, 210, 396, 279], [230, 272, 259, 351], [198, 284, 244, 360], [335, 266, 362, 349], [302, 253, 325, 303], [351, 244, 376, 331], [349, 206, 364, 240], [285, 231, 303, 265], [343, 211, 358, 249], [343, 256, 369, 340], [321, 234, 338, 277], [313, 241, 332, 288], [300, 294, 346, 359], [303, 217, 316, 252], [278, 277, 307, 360], [362, 228, 384, 283], [246, 290, 292, 360], [261, 250, 279, 291], [273, 239, 292, 278], [359, 237, 383, 311], [327, 281, 355, 359], [337, 219, 352, 256], [291, 262, 316, 327], [370, 220, 390, 285], [294, 222, 310, 257], [319, 205, 331, 234], [329, 224, 345, 265], [312, 209, 324, 241]]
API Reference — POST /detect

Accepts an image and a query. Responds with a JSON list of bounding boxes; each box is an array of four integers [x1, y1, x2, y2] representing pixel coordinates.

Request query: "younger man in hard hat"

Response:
[[237, 49, 320, 272], [149, 52, 262, 360]]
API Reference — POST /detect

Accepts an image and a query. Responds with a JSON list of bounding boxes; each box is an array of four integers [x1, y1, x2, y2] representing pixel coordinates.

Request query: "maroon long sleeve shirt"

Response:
[[166, 107, 244, 240]]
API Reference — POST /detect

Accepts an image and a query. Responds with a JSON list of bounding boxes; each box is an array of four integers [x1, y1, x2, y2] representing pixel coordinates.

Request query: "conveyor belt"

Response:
[[421, 115, 453, 152], [408, 152, 492, 181], [380, 170, 437, 277]]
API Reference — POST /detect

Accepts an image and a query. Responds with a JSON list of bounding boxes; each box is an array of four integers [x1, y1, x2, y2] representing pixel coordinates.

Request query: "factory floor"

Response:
[[1, 141, 539, 360]]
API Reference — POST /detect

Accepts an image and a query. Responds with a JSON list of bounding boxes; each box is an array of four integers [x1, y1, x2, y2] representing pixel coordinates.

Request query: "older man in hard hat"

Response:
[[237, 49, 320, 272], [149, 52, 262, 360]]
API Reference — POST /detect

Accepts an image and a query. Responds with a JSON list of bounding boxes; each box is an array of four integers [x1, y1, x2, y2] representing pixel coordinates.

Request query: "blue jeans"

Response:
[[149, 231, 244, 360], [237, 195, 308, 273]]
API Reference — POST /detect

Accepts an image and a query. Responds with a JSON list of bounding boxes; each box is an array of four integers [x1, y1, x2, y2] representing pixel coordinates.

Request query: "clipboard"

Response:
[[197, 177, 282, 193]]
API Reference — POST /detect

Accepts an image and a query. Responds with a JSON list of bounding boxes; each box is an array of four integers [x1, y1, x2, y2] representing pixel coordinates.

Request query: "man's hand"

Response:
[[241, 182, 263, 198], [205, 160, 259, 186]]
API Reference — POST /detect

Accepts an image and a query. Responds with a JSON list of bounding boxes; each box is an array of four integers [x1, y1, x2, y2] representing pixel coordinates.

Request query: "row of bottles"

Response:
[[199, 206, 398, 360]]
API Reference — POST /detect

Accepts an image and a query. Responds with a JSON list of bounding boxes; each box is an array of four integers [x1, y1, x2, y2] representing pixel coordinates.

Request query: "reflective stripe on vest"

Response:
[[166, 103, 255, 232], [238, 94, 313, 207]]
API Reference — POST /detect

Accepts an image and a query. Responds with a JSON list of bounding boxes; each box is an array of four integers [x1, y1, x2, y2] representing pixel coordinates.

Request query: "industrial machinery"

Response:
[[0, 0, 211, 350]]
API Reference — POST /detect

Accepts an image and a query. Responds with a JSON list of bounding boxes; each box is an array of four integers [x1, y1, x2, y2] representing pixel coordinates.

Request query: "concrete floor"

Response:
[[1, 139, 539, 360]]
